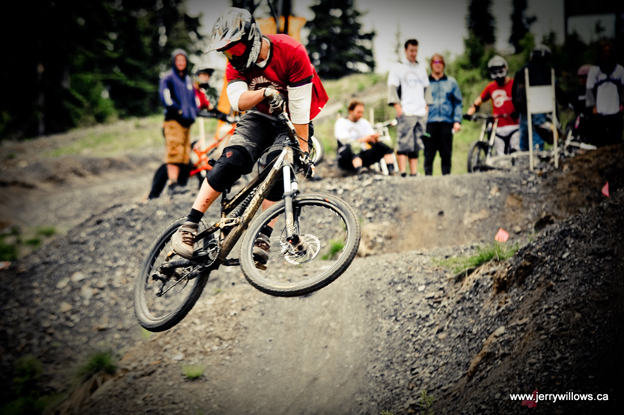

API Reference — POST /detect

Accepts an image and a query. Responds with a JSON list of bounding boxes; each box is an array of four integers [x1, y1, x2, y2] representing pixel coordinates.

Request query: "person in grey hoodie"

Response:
[[159, 49, 197, 195]]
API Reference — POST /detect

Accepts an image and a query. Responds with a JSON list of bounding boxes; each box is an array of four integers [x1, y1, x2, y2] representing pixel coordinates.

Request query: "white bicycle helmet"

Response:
[[206, 8, 262, 72]]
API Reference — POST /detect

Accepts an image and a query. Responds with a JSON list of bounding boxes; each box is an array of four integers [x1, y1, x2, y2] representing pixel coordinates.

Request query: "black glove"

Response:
[[299, 152, 315, 179], [264, 87, 285, 113], [462, 113, 474, 121]]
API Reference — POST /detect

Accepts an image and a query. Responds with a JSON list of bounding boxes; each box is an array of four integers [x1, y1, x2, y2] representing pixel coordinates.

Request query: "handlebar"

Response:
[[463, 113, 510, 121]]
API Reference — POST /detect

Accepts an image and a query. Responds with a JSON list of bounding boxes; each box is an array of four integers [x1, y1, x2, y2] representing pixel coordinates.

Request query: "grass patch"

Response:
[[417, 389, 435, 415], [182, 364, 205, 380], [0, 225, 59, 260], [74, 350, 117, 382], [0, 355, 59, 415], [36, 226, 56, 237], [437, 242, 519, 274], [322, 239, 345, 260], [139, 327, 152, 340]]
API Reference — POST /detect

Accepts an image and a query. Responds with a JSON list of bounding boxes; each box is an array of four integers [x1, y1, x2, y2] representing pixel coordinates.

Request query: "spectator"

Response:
[[169, 7, 328, 265], [586, 40, 624, 147], [194, 67, 215, 111], [159, 49, 198, 195], [335, 99, 396, 175], [512, 45, 562, 152], [467, 55, 520, 155], [424, 53, 462, 175], [388, 39, 433, 177]]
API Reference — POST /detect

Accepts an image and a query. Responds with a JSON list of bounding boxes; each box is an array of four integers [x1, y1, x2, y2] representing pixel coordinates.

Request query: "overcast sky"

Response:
[[187, 0, 612, 73]]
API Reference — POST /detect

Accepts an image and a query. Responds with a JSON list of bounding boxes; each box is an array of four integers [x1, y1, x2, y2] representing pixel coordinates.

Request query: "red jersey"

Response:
[[225, 34, 328, 120], [479, 79, 519, 127]]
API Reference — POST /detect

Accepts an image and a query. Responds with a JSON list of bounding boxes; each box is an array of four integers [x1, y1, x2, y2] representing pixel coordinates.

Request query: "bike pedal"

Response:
[[254, 261, 267, 271]]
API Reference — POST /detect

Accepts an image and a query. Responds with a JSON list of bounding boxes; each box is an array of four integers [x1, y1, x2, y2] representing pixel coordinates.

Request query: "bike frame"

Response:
[[193, 113, 303, 267]]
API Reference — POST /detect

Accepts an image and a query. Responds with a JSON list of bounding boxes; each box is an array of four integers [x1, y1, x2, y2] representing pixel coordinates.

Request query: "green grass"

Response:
[[437, 242, 519, 274], [0, 225, 58, 261], [182, 364, 205, 380], [74, 350, 117, 382], [322, 239, 345, 260], [417, 390, 435, 415]]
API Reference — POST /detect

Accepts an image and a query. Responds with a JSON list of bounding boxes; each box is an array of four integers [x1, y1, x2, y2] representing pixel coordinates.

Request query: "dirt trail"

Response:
[[0, 142, 623, 415]]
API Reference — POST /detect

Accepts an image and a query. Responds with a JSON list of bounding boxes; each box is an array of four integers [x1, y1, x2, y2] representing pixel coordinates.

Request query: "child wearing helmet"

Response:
[[465, 55, 520, 155]]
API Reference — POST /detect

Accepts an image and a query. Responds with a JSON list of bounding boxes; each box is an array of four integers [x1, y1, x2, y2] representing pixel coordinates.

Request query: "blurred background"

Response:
[[0, 0, 621, 141]]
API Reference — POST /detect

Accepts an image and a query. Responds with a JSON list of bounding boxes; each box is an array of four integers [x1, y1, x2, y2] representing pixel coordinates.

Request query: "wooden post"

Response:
[[551, 68, 559, 168], [525, 67, 534, 171]]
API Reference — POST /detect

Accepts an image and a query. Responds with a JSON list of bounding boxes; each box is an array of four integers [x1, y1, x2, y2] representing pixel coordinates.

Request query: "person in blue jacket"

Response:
[[159, 48, 198, 195], [424, 54, 463, 175]]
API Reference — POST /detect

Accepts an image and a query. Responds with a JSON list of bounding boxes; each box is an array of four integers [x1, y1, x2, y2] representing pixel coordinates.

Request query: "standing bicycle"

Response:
[[464, 113, 520, 172]]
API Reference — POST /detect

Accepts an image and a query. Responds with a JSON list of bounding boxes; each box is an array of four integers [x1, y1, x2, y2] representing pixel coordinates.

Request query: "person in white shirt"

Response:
[[586, 40, 624, 147], [335, 99, 395, 175], [387, 39, 433, 177]]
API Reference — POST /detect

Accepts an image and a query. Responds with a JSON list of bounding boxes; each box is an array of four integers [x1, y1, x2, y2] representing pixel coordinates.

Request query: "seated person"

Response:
[[466, 56, 520, 155], [335, 99, 395, 175]]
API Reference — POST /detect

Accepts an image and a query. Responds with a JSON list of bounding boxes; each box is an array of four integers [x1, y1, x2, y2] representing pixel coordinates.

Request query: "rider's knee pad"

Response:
[[207, 146, 253, 192]]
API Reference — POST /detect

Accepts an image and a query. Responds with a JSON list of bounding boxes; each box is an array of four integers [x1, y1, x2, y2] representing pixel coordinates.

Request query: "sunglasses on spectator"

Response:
[[432, 60, 444, 64]]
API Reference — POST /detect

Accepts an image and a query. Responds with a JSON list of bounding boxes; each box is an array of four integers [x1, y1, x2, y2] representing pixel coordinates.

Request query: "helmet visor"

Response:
[[223, 42, 248, 60]]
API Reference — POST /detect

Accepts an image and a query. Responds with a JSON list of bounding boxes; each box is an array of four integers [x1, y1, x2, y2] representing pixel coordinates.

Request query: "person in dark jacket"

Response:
[[424, 54, 462, 175], [159, 49, 198, 195], [512, 45, 563, 151]]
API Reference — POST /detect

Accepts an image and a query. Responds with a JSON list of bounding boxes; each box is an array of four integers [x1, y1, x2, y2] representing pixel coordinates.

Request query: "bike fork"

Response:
[[282, 163, 301, 246]]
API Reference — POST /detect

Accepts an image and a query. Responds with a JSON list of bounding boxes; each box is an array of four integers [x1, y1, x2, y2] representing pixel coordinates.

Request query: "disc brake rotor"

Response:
[[280, 234, 321, 265]]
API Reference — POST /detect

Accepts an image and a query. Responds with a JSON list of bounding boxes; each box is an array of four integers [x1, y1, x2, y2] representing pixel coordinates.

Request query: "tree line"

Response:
[[1, 0, 619, 141], [0, 0, 202, 140]]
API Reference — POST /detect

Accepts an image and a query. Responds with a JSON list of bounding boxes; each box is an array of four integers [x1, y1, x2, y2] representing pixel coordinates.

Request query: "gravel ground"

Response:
[[0, 141, 622, 414]]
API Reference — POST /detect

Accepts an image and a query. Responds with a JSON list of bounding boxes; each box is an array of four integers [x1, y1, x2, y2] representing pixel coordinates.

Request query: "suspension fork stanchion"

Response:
[[281, 161, 299, 244]]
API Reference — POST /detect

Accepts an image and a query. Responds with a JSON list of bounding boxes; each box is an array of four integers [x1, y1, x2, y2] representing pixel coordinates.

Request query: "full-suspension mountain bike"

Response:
[[135, 110, 361, 332]]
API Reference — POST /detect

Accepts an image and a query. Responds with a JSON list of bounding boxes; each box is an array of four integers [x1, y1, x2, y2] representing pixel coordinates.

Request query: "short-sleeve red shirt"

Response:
[[479, 79, 519, 126], [225, 34, 328, 120]]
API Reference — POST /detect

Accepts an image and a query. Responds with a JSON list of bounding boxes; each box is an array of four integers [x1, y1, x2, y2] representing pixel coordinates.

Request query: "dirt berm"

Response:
[[0, 145, 623, 414]]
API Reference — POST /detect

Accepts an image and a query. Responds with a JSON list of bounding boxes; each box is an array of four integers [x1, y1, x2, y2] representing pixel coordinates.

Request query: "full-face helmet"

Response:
[[487, 55, 508, 84], [206, 8, 262, 73]]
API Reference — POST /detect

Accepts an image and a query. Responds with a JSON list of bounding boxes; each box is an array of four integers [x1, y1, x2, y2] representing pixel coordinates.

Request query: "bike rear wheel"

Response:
[[467, 141, 490, 173], [134, 217, 215, 332], [240, 193, 360, 297]]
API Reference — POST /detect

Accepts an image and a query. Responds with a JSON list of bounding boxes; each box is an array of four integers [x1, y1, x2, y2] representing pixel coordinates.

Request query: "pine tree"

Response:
[[466, 0, 496, 46], [509, 0, 536, 54], [0, 0, 202, 139], [305, 0, 375, 79]]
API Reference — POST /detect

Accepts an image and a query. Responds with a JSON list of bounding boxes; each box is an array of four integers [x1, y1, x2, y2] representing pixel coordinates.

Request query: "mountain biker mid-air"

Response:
[[170, 7, 328, 268]]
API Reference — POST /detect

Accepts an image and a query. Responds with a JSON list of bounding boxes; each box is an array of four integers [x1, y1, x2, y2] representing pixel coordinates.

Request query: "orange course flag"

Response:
[[495, 228, 510, 243]]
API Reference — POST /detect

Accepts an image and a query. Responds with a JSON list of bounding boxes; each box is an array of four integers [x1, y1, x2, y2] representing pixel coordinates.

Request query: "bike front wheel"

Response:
[[134, 217, 215, 332], [467, 141, 490, 173], [240, 193, 361, 297]]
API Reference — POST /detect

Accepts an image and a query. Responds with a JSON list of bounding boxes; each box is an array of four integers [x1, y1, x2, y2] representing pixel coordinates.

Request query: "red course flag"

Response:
[[495, 228, 510, 243], [602, 182, 609, 197]]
